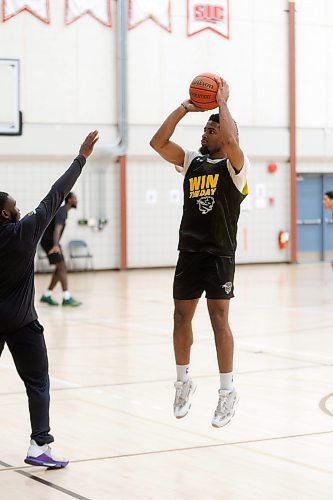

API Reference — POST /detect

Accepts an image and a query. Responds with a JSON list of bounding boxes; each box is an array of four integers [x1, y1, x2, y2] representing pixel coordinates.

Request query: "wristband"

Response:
[[181, 102, 189, 113]]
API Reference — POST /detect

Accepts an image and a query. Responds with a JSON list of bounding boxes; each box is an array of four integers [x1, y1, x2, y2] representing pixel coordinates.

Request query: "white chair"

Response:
[[68, 240, 93, 271]]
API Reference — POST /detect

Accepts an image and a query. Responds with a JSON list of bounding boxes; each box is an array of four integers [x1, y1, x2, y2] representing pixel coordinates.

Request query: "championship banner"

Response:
[[65, 0, 112, 27], [128, 0, 171, 32], [187, 0, 229, 38], [2, 0, 50, 23]]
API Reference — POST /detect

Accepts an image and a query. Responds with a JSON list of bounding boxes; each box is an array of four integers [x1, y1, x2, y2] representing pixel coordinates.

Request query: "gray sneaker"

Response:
[[173, 379, 197, 418], [211, 388, 238, 428]]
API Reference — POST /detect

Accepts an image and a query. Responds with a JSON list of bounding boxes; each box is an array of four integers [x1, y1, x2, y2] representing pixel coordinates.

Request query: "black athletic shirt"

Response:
[[41, 205, 68, 246], [0, 155, 86, 333], [178, 154, 249, 256]]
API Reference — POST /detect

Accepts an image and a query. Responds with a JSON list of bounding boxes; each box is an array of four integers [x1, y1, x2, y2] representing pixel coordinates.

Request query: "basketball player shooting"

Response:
[[150, 78, 250, 427], [0, 130, 98, 467]]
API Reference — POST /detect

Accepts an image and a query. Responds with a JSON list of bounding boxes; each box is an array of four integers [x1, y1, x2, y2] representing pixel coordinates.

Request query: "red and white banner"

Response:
[[2, 0, 50, 23], [187, 0, 229, 38], [65, 0, 111, 27], [129, 0, 171, 32]]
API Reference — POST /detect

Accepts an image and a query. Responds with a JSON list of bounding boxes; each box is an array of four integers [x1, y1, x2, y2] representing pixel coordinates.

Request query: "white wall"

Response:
[[0, 3, 116, 125], [296, 0, 333, 178], [2, 157, 120, 270], [126, 0, 290, 266], [128, 0, 289, 128], [0, 0, 332, 268]]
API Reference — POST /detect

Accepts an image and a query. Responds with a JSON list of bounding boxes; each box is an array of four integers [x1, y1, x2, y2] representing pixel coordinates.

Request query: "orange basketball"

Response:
[[189, 73, 219, 110]]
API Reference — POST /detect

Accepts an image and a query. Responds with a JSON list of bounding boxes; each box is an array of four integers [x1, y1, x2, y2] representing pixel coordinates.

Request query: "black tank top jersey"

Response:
[[178, 155, 248, 256]]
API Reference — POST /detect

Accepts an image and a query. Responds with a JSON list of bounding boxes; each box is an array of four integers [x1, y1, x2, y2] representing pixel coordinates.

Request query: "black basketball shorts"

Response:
[[173, 251, 235, 300], [40, 241, 65, 265]]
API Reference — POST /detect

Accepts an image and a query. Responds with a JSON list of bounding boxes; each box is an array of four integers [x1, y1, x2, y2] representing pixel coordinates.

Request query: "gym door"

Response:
[[297, 175, 322, 262]]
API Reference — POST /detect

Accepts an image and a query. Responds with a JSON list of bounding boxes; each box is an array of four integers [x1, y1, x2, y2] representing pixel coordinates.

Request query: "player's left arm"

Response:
[[216, 78, 244, 173]]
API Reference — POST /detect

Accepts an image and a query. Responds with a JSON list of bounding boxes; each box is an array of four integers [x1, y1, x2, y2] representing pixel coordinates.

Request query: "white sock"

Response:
[[176, 364, 190, 382], [44, 290, 52, 298], [220, 372, 234, 391], [63, 291, 71, 300]]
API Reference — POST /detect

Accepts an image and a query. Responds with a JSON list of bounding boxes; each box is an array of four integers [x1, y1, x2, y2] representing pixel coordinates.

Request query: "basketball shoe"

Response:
[[211, 388, 238, 428], [24, 440, 69, 468], [173, 379, 197, 418], [62, 297, 81, 307], [40, 295, 59, 306]]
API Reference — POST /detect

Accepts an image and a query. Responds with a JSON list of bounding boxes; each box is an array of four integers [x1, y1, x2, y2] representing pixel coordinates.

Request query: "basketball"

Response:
[[189, 73, 219, 110]]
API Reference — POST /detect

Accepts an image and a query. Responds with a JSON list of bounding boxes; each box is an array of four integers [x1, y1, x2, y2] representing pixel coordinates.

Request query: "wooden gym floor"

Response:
[[1, 263, 333, 499]]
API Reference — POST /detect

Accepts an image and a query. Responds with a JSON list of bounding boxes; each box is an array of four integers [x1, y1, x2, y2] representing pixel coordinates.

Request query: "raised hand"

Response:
[[216, 78, 229, 103], [79, 130, 99, 159]]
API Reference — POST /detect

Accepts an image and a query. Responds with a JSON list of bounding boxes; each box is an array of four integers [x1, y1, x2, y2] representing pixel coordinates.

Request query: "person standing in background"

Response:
[[323, 191, 333, 267], [40, 192, 81, 307]]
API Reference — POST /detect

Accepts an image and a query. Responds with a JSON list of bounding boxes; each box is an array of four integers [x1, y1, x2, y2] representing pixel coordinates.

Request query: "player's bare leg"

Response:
[[173, 299, 199, 418], [207, 299, 238, 428]]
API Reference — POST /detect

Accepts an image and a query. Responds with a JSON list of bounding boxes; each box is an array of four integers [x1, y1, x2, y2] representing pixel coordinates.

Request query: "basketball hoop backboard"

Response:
[[0, 59, 22, 135]]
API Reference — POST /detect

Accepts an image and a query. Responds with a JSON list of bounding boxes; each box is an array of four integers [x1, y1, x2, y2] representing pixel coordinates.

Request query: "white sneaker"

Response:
[[173, 379, 197, 418], [24, 440, 69, 468], [211, 388, 238, 428]]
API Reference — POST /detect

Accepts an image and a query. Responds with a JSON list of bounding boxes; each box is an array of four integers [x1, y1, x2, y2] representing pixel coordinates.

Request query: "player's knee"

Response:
[[208, 303, 227, 319], [56, 261, 67, 272], [173, 307, 193, 328], [209, 308, 230, 330]]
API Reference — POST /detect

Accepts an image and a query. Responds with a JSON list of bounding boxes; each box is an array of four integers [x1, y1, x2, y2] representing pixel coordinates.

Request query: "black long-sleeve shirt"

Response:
[[0, 155, 86, 333]]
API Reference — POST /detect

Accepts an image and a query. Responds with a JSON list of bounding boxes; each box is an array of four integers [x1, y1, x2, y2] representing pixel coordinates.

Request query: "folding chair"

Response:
[[68, 240, 93, 271]]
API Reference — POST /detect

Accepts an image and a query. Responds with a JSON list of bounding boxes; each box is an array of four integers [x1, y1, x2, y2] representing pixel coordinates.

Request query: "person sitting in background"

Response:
[[40, 192, 81, 307]]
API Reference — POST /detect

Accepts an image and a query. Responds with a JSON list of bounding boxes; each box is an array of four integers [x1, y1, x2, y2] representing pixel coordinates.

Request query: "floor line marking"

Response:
[[0, 459, 92, 499], [2, 429, 333, 474], [46, 429, 333, 466], [0, 364, 324, 396], [319, 393, 333, 417], [236, 341, 333, 365]]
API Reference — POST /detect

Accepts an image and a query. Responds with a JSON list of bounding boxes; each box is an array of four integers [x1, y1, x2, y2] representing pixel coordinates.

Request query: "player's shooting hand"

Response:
[[79, 130, 99, 159], [216, 78, 229, 103], [48, 245, 61, 255], [182, 99, 205, 113]]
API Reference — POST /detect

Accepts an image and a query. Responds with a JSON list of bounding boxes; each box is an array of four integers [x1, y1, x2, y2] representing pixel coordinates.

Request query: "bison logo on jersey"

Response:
[[197, 196, 215, 214], [222, 282, 233, 294]]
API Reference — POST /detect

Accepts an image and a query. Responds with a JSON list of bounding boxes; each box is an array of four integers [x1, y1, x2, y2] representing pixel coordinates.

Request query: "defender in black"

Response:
[[0, 131, 98, 467], [150, 77, 249, 428]]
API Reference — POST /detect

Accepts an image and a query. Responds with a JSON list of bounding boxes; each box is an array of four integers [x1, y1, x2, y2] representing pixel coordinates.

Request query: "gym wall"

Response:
[[0, 0, 332, 269]]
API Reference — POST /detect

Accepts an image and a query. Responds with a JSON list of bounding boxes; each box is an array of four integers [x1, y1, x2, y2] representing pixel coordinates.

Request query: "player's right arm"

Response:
[[20, 130, 99, 244], [150, 101, 203, 166]]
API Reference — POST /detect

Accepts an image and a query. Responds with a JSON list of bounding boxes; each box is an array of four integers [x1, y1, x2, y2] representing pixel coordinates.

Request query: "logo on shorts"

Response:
[[222, 282, 232, 294], [197, 196, 215, 214]]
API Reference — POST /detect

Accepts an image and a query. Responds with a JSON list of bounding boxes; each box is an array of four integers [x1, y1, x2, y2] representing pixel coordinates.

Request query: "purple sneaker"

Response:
[[24, 440, 69, 468]]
